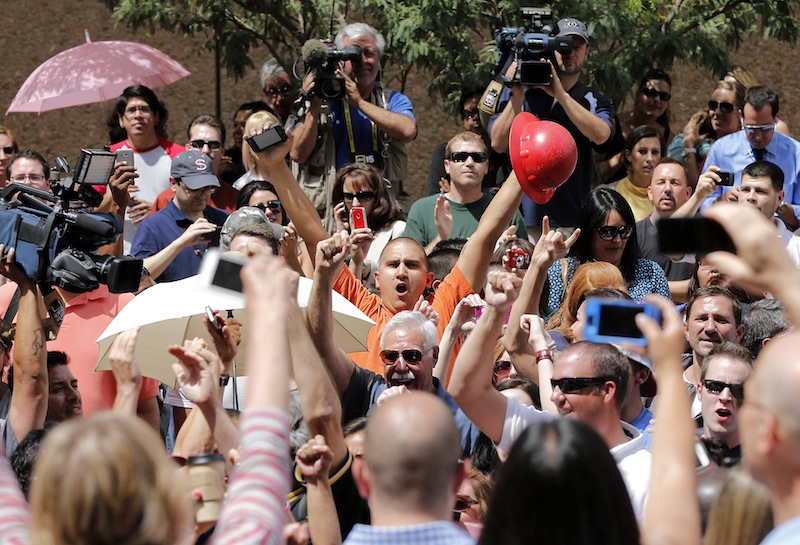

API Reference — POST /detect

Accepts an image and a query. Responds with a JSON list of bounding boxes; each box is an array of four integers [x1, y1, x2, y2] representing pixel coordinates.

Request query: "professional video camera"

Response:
[[493, 7, 574, 87], [0, 149, 143, 295], [300, 39, 363, 100]]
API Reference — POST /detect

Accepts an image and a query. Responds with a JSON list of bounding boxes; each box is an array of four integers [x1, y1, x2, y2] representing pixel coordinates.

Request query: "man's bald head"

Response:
[[362, 391, 461, 514], [750, 331, 800, 447]]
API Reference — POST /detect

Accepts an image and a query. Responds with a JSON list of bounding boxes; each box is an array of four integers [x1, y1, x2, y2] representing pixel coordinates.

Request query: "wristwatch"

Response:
[[219, 375, 230, 387]]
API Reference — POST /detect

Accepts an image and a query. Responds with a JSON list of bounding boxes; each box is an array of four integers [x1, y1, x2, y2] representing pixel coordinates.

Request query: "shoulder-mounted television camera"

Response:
[[301, 39, 363, 100], [0, 149, 142, 295]]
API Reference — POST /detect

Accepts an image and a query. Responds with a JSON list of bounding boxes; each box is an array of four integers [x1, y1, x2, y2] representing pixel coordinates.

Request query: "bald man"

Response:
[[347, 391, 474, 544], [741, 331, 800, 544]]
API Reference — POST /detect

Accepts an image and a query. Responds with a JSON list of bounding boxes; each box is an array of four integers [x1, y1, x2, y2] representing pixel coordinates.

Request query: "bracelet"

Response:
[[682, 147, 697, 157], [535, 349, 553, 363], [219, 375, 230, 387]]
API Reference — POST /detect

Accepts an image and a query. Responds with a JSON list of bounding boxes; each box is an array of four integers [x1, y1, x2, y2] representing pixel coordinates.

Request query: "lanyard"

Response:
[[344, 92, 378, 154]]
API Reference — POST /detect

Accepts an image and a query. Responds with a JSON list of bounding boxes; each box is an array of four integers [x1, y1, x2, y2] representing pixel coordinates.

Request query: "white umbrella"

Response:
[[95, 276, 374, 387]]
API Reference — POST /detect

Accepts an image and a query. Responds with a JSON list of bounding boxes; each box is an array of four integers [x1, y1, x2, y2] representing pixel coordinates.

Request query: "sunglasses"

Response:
[[189, 139, 224, 150], [702, 379, 745, 402], [179, 181, 216, 195], [494, 360, 512, 377], [342, 191, 376, 202], [453, 494, 479, 512], [265, 84, 292, 96], [597, 225, 633, 241], [380, 348, 432, 364], [253, 200, 282, 212], [461, 108, 480, 120], [124, 105, 152, 117], [642, 86, 671, 101], [551, 376, 615, 394], [708, 100, 735, 114], [743, 123, 775, 134], [449, 151, 488, 163], [0, 146, 14, 155]]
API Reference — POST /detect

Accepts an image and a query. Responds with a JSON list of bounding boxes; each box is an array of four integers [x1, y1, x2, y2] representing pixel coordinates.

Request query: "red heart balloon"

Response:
[[509, 112, 578, 204]]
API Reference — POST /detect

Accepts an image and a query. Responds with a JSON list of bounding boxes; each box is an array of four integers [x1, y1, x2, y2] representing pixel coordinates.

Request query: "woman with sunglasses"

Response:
[[602, 126, 666, 221], [236, 180, 288, 226], [0, 126, 18, 184], [596, 69, 674, 184], [331, 163, 406, 291], [667, 80, 743, 187], [546, 187, 670, 317]]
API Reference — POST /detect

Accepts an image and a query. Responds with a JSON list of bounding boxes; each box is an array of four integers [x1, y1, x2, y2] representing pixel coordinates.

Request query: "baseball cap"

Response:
[[612, 343, 657, 398], [557, 18, 589, 43], [171, 150, 220, 190], [220, 206, 284, 251]]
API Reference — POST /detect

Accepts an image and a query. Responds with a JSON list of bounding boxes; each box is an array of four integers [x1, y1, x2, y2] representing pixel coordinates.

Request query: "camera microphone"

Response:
[[302, 39, 329, 67], [65, 212, 116, 239]]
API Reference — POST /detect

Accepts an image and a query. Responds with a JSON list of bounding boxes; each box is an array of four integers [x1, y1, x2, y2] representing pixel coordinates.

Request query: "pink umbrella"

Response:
[[6, 31, 191, 114]]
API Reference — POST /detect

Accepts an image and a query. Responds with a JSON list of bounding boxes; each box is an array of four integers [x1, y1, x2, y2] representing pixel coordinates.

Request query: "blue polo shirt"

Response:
[[130, 200, 229, 282], [701, 130, 800, 218]]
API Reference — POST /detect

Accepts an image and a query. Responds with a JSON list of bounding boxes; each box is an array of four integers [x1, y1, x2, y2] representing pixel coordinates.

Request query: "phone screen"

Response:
[[597, 304, 646, 339], [657, 218, 736, 255], [211, 257, 244, 293]]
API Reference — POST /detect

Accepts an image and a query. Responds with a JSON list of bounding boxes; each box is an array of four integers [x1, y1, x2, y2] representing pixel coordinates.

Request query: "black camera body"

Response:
[[303, 39, 363, 101], [493, 7, 574, 86], [0, 150, 142, 294]]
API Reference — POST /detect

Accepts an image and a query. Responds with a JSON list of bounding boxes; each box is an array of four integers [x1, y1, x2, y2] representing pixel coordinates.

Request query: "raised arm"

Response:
[[639, 295, 701, 545], [109, 328, 143, 416], [251, 127, 329, 263], [449, 271, 522, 443], [456, 171, 525, 291], [294, 435, 342, 545], [307, 232, 357, 395], [289, 296, 348, 470], [5, 246, 47, 446]]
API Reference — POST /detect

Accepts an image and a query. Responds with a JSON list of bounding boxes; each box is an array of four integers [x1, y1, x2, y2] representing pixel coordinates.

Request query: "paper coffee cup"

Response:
[[187, 453, 226, 523]]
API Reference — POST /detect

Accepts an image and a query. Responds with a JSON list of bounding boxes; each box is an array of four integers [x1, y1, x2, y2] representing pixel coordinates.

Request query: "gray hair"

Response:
[[260, 58, 287, 89], [335, 23, 385, 55], [380, 311, 437, 351]]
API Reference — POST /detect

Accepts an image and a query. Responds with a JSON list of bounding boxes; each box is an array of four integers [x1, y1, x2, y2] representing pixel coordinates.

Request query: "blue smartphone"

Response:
[[583, 298, 662, 346]]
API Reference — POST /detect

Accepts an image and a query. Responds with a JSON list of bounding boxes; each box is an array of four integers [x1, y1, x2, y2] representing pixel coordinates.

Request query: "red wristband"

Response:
[[535, 349, 553, 363]]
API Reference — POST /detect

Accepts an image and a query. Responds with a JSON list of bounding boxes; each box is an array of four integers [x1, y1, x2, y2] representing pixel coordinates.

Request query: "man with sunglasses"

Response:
[[152, 115, 238, 213], [449, 270, 651, 520], [130, 150, 229, 283], [702, 86, 800, 229], [697, 341, 752, 465], [405, 131, 527, 252]]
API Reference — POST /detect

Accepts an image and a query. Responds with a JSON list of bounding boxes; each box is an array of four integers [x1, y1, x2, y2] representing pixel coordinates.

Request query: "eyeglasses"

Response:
[[0, 146, 14, 155], [596, 225, 633, 241], [461, 109, 480, 120], [342, 191, 376, 202], [124, 105, 152, 117], [743, 123, 775, 133], [702, 379, 745, 402], [178, 181, 216, 195], [642, 87, 671, 101], [253, 200, 282, 212], [493, 360, 512, 377], [189, 139, 224, 150], [708, 100, 735, 114], [379, 347, 433, 364], [449, 151, 488, 163], [10, 173, 47, 184], [265, 84, 292, 97], [551, 376, 615, 394], [453, 494, 478, 512]]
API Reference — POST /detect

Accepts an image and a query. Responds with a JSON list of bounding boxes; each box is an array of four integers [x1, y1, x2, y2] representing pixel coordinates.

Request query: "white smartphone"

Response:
[[198, 249, 247, 293]]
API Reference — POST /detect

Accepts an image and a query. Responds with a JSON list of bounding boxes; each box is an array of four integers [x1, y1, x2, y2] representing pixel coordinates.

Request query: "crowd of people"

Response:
[[0, 15, 800, 545]]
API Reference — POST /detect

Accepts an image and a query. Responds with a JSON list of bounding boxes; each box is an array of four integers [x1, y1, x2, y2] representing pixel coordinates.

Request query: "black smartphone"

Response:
[[656, 218, 736, 255], [199, 249, 247, 293], [246, 126, 287, 152], [201, 226, 222, 241], [717, 171, 734, 186]]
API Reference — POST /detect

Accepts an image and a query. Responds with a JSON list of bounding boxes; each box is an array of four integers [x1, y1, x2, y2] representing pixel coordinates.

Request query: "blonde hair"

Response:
[[242, 111, 281, 173], [30, 413, 192, 545], [0, 125, 19, 150], [703, 468, 773, 545], [547, 261, 627, 342]]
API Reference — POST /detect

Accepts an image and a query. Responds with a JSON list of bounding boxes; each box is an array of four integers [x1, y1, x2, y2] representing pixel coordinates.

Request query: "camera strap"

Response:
[[344, 92, 379, 155]]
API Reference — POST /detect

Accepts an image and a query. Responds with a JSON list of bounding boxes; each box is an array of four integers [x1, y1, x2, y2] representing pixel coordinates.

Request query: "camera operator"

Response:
[[488, 18, 614, 238], [290, 23, 417, 226]]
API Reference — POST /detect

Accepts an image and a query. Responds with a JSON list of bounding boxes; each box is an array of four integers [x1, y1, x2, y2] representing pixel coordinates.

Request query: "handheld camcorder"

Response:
[[0, 149, 143, 295], [301, 39, 363, 100], [493, 7, 574, 87]]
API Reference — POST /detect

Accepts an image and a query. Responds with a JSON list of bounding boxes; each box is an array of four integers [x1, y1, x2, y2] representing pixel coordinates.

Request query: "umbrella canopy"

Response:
[[95, 276, 375, 387], [6, 34, 190, 114]]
